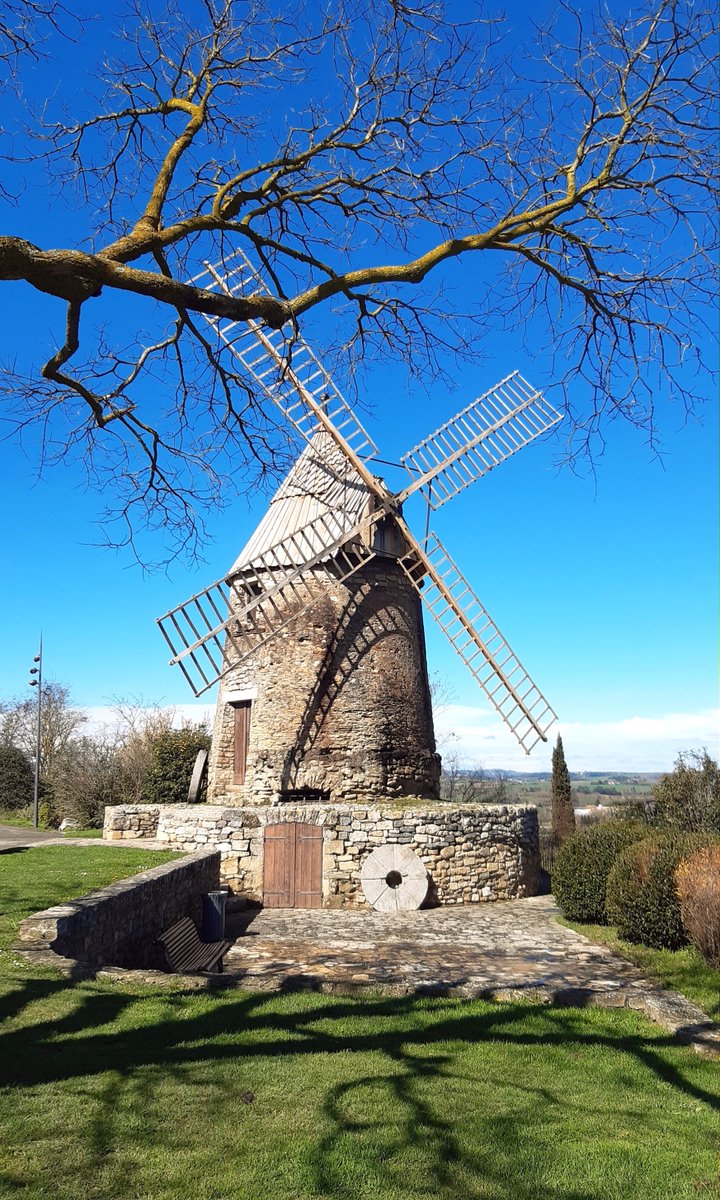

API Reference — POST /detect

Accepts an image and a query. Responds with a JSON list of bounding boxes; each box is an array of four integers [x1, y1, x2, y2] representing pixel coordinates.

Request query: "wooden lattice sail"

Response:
[[158, 249, 562, 760]]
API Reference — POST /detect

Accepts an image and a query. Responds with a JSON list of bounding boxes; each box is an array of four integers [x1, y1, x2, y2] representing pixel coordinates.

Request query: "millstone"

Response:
[[360, 844, 428, 912]]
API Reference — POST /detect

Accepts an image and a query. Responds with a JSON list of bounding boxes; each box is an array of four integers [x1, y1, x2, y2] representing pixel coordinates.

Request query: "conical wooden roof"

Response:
[[229, 430, 376, 576]]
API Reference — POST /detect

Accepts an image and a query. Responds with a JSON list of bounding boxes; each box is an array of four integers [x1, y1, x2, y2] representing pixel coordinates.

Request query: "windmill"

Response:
[[157, 251, 562, 805]]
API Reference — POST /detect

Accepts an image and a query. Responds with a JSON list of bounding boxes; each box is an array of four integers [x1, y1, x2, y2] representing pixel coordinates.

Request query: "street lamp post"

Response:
[[29, 635, 42, 830]]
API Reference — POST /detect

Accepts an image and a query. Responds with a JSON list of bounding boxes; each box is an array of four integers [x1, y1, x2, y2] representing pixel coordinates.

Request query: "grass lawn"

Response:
[[1, 848, 718, 1200], [0, 807, 35, 828], [0, 846, 180, 953], [560, 918, 720, 1020], [0, 809, 103, 836]]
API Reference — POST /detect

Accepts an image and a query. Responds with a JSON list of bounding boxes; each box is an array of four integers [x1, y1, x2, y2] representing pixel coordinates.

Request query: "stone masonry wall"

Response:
[[103, 804, 540, 907], [16, 849, 220, 969], [208, 560, 440, 806], [103, 804, 162, 840]]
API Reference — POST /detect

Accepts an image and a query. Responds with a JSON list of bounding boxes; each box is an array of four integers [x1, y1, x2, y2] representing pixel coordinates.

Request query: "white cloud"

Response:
[[79, 701, 718, 775], [81, 703, 215, 737], [434, 704, 720, 772]]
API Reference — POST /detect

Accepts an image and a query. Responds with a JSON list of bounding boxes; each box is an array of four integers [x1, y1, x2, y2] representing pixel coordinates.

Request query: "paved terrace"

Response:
[[7, 831, 716, 1057], [223, 897, 675, 1000], [221, 897, 718, 1056]]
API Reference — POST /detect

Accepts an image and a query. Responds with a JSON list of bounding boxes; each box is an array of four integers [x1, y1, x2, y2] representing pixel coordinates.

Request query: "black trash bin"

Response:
[[201, 890, 228, 940]]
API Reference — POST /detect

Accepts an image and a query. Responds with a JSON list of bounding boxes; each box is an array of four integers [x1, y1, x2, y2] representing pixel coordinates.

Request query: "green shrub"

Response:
[[0, 745, 34, 810], [552, 818, 648, 923], [649, 750, 719, 834], [144, 725, 211, 805], [38, 799, 60, 830], [606, 832, 719, 949]]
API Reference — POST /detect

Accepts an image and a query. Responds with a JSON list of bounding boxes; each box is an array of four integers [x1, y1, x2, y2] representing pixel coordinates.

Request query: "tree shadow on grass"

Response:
[[0, 981, 717, 1200], [0, 981, 717, 1105], [0, 973, 81, 1024], [311, 1063, 597, 1200]]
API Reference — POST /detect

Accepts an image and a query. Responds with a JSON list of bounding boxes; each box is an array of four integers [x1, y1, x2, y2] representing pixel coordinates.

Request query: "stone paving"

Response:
[[7, 833, 717, 1058], [220, 897, 719, 1056]]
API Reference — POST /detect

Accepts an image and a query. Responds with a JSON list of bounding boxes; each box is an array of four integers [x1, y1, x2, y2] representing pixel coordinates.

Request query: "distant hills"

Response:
[[501, 771, 662, 783]]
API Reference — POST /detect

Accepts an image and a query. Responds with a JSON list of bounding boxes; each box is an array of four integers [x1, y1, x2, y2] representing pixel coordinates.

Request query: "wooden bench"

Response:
[[157, 916, 231, 974]]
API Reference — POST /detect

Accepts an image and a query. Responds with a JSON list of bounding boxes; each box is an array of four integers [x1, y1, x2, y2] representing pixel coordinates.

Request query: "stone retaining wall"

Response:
[[103, 804, 540, 908], [16, 849, 220, 969]]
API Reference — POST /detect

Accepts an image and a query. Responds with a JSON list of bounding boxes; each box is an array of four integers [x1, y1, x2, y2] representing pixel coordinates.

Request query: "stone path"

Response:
[[222, 897, 718, 1056], [0, 824, 57, 850], [7, 833, 716, 1057]]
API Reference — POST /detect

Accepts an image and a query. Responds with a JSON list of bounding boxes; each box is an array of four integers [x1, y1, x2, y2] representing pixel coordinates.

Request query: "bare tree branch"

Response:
[[0, 0, 716, 561]]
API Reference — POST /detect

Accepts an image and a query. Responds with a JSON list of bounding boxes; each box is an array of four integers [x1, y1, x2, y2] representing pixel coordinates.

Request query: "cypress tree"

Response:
[[551, 734, 576, 845]]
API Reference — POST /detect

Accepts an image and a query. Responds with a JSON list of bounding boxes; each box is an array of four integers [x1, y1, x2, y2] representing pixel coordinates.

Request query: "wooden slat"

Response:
[[156, 509, 378, 697], [193, 252, 378, 461], [263, 823, 323, 909], [157, 917, 230, 973], [233, 701, 251, 785], [398, 371, 561, 510], [397, 528, 557, 754], [264, 824, 293, 907], [294, 823, 323, 909]]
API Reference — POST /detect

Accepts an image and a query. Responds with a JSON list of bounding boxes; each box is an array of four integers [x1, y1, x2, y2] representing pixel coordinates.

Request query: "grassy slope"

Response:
[[0, 809, 103, 835], [0, 807, 35, 828], [559, 919, 720, 1020], [0, 847, 718, 1200], [0, 845, 180, 952]]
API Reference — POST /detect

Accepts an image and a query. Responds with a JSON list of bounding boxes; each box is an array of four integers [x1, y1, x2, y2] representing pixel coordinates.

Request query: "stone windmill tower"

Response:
[[158, 252, 562, 809], [205, 429, 440, 805]]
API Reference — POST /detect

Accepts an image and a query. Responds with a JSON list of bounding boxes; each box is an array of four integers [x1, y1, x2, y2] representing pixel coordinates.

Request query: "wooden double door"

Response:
[[264, 822, 323, 908]]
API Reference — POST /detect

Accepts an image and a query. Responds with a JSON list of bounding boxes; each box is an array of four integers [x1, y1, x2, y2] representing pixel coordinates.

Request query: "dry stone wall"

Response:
[[104, 804, 162, 840], [103, 804, 540, 907], [16, 848, 220, 969]]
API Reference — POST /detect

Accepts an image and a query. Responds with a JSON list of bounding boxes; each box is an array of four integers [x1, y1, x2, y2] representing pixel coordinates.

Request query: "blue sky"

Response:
[[1, 1, 717, 773]]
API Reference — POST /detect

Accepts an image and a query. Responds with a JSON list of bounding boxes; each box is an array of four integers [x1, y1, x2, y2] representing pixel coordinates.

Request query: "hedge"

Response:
[[675, 845, 720, 966], [605, 831, 719, 949], [551, 818, 647, 923]]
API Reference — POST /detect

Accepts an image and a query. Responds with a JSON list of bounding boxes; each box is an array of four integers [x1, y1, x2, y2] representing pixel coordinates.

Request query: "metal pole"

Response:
[[30, 635, 42, 829]]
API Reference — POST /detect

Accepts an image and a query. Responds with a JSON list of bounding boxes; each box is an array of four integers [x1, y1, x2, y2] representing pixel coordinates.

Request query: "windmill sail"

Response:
[[158, 431, 382, 696], [398, 372, 561, 510], [191, 252, 378, 461], [231, 429, 376, 572], [158, 508, 380, 696], [397, 524, 557, 753], [164, 252, 560, 750]]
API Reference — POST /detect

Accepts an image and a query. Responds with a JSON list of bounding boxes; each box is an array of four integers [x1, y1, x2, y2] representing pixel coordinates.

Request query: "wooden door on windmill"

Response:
[[264, 823, 322, 908]]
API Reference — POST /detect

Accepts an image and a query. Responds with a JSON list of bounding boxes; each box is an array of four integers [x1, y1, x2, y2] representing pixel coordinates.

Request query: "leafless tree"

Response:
[[112, 698, 177, 803], [0, 0, 716, 559], [428, 671, 457, 735], [0, 680, 86, 777], [439, 735, 512, 804], [0, 1, 68, 66], [50, 732, 126, 827]]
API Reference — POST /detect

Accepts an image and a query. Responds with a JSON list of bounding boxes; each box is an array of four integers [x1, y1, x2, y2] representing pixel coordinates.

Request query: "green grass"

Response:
[[0, 809, 104, 835], [560, 918, 720, 1020], [0, 845, 180, 952], [0, 848, 718, 1200], [0, 806, 34, 827]]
